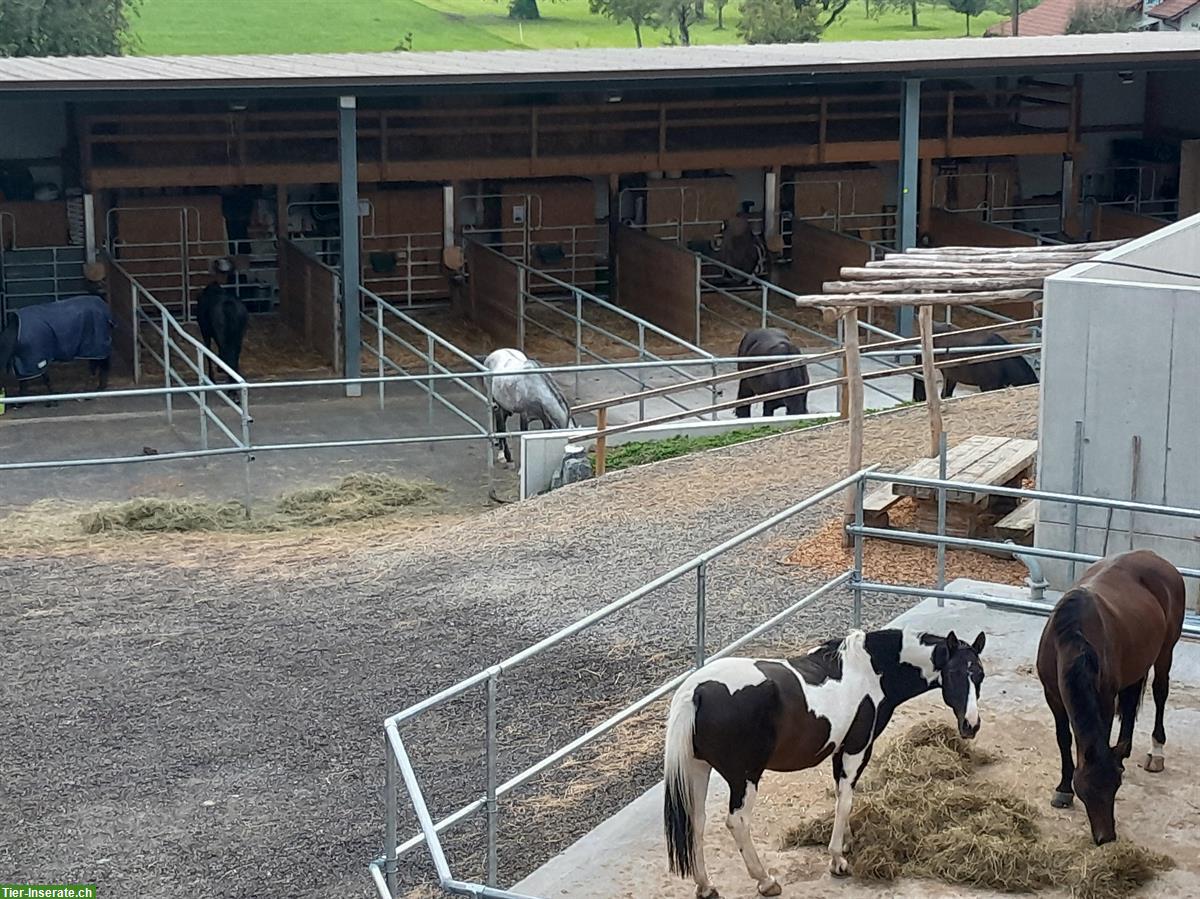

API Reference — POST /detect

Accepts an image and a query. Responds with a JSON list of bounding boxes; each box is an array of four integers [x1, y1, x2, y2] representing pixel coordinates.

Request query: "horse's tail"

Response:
[[664, 681, 701, 879]]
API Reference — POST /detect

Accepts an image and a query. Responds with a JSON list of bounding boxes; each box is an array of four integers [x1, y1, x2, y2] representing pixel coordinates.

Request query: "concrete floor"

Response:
[[513, 583, 1200, 899]]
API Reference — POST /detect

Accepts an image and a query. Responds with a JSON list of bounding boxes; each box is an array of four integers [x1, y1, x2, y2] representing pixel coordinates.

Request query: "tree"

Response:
[[946, 0, 987, 34], [1065, 0, 1141, 32], [714, 0, 731, 28], [590, 0, 658, 45], [659, 0, 702, 44], [737, 0, 824, 43], [0, 0, 141, 57], [871, 0, 920, 28]]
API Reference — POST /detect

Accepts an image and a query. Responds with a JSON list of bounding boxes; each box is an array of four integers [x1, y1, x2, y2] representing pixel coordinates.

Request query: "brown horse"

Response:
[[1036, 549, 1185, 845], [664, 628, 985, 897]]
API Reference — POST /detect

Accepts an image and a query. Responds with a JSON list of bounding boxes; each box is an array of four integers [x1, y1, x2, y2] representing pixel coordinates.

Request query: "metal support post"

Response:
[[896, 78, 921, 337], [853, 477, 865, 629], [240, 385, 253, 516], [485, 673, 499, 886], [338, 95, 363, 397], [162, 307, 173, 424], [695, 562, 708, 668], [936, 430, 948, 605], [384, 732, 398, 894], [377, 301, 386, 411], [1069, 420, 1084, 580], [197, 346, 209, 451], [574, 290, 582, 401]]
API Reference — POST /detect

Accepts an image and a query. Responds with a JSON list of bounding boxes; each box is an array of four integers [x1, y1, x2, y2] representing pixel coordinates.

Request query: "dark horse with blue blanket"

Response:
[[0, 295, 114, 403]]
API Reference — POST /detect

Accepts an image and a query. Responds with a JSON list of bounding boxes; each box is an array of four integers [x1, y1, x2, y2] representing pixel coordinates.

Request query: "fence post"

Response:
[[760, 283, 768, 329], [517, 269, 527, 353], [574, 289, 582, 401], [427, 332, 436, 424], [384, 731, 398, 894], [377, 301, 386, 411], [485, 374, 497, 502], [197, 345, 209, 451], [240, 384, 253, 516], [936, 430, 948, 605], [162, 306, 173, 424], [637, 323, 646, 422], [695, 561, 708, 668], [595, 407, 608, 476], [485, 672, 499, 886], [853, 474, 865, 630]]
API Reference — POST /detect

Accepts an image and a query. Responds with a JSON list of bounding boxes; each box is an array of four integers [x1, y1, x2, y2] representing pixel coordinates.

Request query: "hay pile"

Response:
[[79, 474, 443, 534], [781, 721, 1173, 899]]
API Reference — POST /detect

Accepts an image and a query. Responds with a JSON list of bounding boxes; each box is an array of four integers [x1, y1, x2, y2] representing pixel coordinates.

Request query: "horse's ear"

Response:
[[971, 632, 986, 655], [945, 631, 959, 653], [932, 640, 950, 670]]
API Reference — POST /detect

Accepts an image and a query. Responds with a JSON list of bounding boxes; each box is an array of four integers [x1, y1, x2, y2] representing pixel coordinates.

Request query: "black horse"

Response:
[[195, 260, 249, 384], [913, 321, 1038, 401], [0, 294, 113, 404], [735, 328, 809, 418]]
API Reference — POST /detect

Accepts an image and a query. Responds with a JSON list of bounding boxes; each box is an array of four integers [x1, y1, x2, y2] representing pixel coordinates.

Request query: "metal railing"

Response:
[[371, 461, 1200, 899], [0, 243, 88, 317], [694, 251, 909, 408], [465, 241, 720, 424], [1082, 165, 1179, 220]]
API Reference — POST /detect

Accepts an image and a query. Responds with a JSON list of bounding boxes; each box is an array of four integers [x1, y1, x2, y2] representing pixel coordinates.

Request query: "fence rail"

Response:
[[369, 461, 1200, 898]]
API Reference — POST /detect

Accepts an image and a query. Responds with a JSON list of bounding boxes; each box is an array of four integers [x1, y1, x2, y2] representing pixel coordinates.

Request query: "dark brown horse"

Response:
[[664, 628, 985, 897], [735, 328, 809, 418], [912, 321, 1038, 401], [1037, 550, 1185, 845]]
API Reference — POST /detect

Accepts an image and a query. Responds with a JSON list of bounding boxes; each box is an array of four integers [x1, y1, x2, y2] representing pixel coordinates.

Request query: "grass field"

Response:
[[132, 0, 1004, 55]]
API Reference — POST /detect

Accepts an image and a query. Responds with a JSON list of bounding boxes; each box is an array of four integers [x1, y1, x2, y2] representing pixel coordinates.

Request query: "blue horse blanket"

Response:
[[12, 295, 114, 380]]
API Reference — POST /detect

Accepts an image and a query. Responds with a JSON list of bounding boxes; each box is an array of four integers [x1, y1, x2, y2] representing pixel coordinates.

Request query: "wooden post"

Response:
[[595, 407, 608, 476], [607, 174, 620, 303], [842, 308, 863, 547], [919, 157, 933, 240], [919, 304, 943, 458]]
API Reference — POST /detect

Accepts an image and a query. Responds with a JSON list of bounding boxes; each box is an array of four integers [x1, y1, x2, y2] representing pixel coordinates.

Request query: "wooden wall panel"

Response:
[[926, 207, 1039, 248], [645, 176, 738, 244], [0, 201, 69, 249], [466, 240, 521, 346], [104, 259, 137, 379], [1093, 205, 1167, 242], [615, 225, 698, 343], [279, 240, 340, 371], [773, 222, 872, 298]]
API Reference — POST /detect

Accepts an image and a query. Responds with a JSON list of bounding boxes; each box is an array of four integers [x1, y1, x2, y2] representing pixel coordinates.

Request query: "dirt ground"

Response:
[[0, 388, 1038, 899]]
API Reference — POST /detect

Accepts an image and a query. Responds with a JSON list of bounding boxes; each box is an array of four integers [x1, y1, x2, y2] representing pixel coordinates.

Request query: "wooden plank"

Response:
[[892, 436, 1010, 499], [995, 500, 1040, 542], [960, 438, 1037, 498]]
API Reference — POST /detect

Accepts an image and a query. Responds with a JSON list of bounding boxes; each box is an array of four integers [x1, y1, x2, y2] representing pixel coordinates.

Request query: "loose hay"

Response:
[[79, 474, 444, 534], [780, 722, 1173, 898]]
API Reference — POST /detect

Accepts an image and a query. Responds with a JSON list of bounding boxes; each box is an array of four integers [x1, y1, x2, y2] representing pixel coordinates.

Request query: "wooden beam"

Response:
[[825, 276, 1046, 294], [897, 240, 1123, 255], [919, 305, 943, 458], [795, 289, 1041, 308]]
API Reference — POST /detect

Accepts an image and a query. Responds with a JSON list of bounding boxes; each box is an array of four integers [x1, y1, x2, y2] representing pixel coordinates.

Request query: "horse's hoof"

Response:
[[758, 877, 782, 896], [696, 888, 719, 899], [1144, 754, 1165, 773], [1051, 791, 1074, 808], [829, 857, 851, 878]]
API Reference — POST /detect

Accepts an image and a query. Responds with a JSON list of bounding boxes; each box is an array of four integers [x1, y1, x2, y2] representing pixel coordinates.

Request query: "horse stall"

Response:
[[461, 177, 603, 294], [1037, 213, 1200, 608], [1090, 203, 1169, 242], [359, 185, 448, 307], [631, 175, 740, 248]]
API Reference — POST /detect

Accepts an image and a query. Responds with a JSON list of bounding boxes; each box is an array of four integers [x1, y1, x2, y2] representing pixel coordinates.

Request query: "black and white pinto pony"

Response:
[[483, 348, 576, 466], [0, 293, 114, 404], [665, 628, 986, 897]]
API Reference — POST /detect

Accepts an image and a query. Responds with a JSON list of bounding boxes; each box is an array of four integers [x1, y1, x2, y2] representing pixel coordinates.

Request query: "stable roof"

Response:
[[1, 33, 1199, 98]]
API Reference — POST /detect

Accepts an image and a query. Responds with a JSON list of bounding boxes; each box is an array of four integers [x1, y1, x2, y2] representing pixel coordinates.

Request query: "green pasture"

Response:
[[132, 0, 1004, 55]]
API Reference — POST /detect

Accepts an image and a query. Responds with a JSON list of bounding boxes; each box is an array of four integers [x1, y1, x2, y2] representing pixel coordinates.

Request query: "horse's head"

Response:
[[1075, 743, 1122, 845], [931, 630, 986, 740]]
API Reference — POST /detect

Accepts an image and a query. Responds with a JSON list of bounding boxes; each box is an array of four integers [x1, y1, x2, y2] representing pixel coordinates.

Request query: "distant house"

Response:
[[986, 0, 1144, 35], [1144, 0, 1200, 29]]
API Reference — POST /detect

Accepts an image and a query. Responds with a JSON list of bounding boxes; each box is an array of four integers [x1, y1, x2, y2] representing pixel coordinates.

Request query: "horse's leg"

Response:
[[1147, 649, 1174, 773], [1048, 694, 1076, 807], [725, 775, 779, 896], [941, 376, 956, 399], [828, 745, 873, 877], [735, 380, 753, 419], [492, 406, 511, 464], [689, 760, 718, 899], [41, 372, 57, 407], [1114, 679, 1144, 761]]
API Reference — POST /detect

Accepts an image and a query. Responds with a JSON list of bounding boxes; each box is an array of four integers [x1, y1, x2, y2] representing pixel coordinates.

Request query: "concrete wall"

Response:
[[520, 413, 830, 499], [1036, 214, 1200, 605]]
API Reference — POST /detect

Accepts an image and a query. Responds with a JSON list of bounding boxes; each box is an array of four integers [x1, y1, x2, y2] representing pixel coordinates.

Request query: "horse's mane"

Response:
[[1054, 589, 1108, 751], [528, 359, 576, 426]]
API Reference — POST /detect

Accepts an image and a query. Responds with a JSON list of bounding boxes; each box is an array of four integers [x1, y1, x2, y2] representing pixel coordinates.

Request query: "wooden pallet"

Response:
[[862, 481, 902, 528], [995, 499, 1039, 545]]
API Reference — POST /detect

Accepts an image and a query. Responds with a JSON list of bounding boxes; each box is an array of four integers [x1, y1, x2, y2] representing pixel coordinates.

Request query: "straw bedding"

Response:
[[781, 721, 1174, 898], [78, 473, 443, 534]]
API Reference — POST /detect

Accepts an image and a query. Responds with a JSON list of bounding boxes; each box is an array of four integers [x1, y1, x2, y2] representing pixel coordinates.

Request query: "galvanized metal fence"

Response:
[[370, 463, 1200, 899]]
